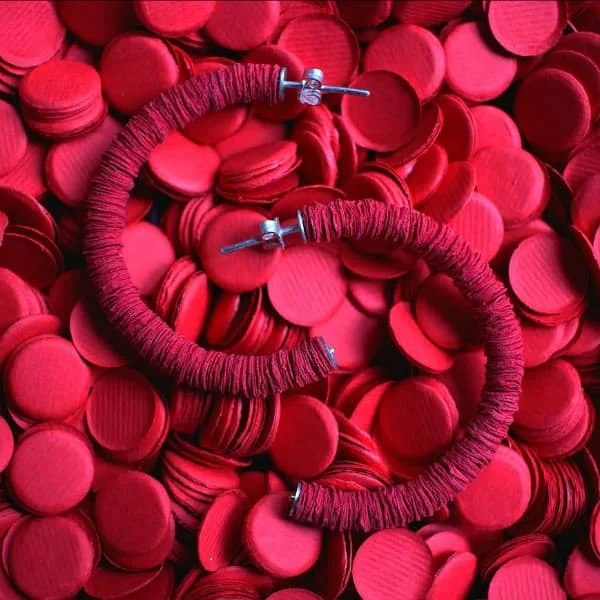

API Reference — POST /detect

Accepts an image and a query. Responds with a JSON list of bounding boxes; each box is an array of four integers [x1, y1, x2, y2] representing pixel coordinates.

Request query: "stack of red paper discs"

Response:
[[0, 1, 600, 599]]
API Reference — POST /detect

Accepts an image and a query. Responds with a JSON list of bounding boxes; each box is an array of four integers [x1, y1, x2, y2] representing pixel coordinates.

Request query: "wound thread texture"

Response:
[[84, 64, 335, 398], [84, 65, 524, 532], [292, 200, 524, 531]]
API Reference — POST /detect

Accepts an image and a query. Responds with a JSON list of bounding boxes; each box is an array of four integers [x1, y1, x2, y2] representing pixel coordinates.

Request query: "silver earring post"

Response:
[[220, 211, 307, 255], [279, 67, 370, 105]]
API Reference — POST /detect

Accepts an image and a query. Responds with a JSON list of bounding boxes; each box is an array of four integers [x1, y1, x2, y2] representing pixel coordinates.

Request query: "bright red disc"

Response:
[[448, 192, 504, 261], [147, 132, 220, 198], [388, 301, 455, 373], [197, 489, 250, 572], [471, 146, 550, 228], [488, 556, 567, 600], [244, 492, 323, 578], [341, 70, 421, 152], [312, 298, 386, 370], [278, 14, 359, 86], [488, 0, 568, 57], [134, 0, 215, 37], [8, 424, 94, 515], [270, 394, 339, 479], [377, 377, 458, 463], [206, 0, 280, 51], [352, 529, 434, 600], [454, 445, 532, 531], [86, 367, 161, 453], [7, 515, 95, 599], [515, 68, 591, 153], [444, 20, 517, 102], [364, 24, 445, 102], [267, 245, 347, 327], [508, 233, 589, 315], [0, 415, 14, 473], [471, 105, 522, 152], [4, 334, 90, 422], [414, 273, 480, 350], [94, 471, 173, 562], [199, 208, 282, 293], [0, 101, 27, 177], [122, 222, 175, 297], [100, 33, 180, 115]]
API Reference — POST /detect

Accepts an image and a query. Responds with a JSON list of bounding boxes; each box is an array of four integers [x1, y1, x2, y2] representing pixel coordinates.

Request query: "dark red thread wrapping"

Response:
[[84, 64, 524, 532], [83, 64, 335, 399], [291, 200, 524, 531]]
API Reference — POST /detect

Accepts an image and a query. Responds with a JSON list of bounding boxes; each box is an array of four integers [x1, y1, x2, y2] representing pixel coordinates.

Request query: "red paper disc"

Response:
[[100, 33, 180, 115], [434, 93, 477, 161], [70, 298, 130, 368], [199, 208, 282, 293], [427, 552, 478, 600], [454, 445, 532, 531], [471, 146, 549, 228], [84, 564, 163, 599], [171, 271, 210, 342], [205, 0, 280, 51], [267, 590, 324, 600], [0, 186, 55, 240], [448, 192, 504, 261], [270, 394, 339, 479], [278, 14, 359, 86], [0, 268, 41, 333], [122, 222, 175, 297], [444, 20, 517, 102], [364, 24, 446, 102], [514, 359, 583, 434], [509, 232, 589, 315], [388, 301, 455, 373], [0, 314, 62, 368], [0, 1, 66, 68], [515, 68, 591, 153], [8, 424, 94, 515], [406, 144, 448, 207], [148, 132, 220, 198], [488, 0, 568, 57], [393, 0, 471, 27], [488, 556, 567, 600], [415, 273, 480, 350], [544, 49, 600, 118], [197, 489, 250, 572], [352, 528, 434, 600], [45, 115, 121, 207], [312, 298, 386, 370], [86, 368, 160, 453], [57, 0, 136, 47], [94, 471, 172, 560], [7, 515, 95, 599], [0, 143, 47, 199], [244, 492, 323, 578], [4, 334, 90, 421], [564, 545, 600, 599], [0, 101, 27, 177], [134, 0, 215, 37], [558, 31, 600, 70], [572, 174, 600, 238], [268, 245, 347, 327], [341, 70, 421, 152], [0, 416, 14, 473], [377, 377, 458, 463], [471, 105, 522, 152], [420, 161, 476, 224]]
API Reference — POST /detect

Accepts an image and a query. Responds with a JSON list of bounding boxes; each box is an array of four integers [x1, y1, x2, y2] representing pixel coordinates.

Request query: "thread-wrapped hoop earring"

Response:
[[84, 63, 524, 532]]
